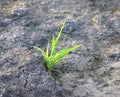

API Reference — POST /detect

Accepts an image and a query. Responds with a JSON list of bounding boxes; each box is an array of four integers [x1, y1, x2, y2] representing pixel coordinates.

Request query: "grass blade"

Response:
[[55, 44, 82, 58], [33, 46, 46, 60], [51, 34, 55, 56], [56, 20, 66, 43], [46, 43, 49, 58], [51, 20, 66, 56]]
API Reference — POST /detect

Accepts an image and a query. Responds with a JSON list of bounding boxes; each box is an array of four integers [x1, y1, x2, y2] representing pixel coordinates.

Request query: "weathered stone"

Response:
[[0, 0, 120, 97]]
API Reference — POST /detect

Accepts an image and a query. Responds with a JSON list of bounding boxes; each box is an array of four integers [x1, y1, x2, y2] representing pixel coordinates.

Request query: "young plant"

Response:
[[34, 21, 82, 72]]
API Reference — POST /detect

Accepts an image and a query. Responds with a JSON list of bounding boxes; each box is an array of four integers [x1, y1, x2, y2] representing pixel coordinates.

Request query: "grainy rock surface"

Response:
[[0, 0, 120, 97]]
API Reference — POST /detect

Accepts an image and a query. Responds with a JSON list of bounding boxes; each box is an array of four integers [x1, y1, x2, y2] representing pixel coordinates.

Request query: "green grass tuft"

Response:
[[34, 20, 82, 72]]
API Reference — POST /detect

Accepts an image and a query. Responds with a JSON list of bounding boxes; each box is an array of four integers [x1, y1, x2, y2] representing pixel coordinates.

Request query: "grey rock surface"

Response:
[[0, 47, 64, 97], [0, 0, 120, 97]]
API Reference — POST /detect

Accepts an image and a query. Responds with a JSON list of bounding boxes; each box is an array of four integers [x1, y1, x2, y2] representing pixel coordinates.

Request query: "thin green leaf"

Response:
[[51, 20, 66, 56], [33, 46, 46, 61], [53, 56, 66, 65], [51, 34, 55, 56], [46, 43, 49, 58], [55, 44, 82, 59], [55, 20, 66, 44]]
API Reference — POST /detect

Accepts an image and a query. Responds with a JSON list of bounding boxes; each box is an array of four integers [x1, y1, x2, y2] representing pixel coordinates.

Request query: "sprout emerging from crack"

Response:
[[34, 21, 82, 72]]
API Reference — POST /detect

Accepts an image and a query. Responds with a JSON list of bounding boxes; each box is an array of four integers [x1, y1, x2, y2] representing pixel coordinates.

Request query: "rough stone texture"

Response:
[[0, 47, 64, 97], [0, 0, 120, 97]]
